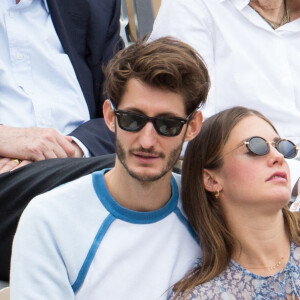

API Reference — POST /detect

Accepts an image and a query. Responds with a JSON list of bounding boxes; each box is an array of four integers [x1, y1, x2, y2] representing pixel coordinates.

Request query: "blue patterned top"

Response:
[[170, 242, 300, 300]]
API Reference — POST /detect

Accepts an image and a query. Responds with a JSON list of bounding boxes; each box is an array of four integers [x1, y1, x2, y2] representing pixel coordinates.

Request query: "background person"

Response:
[[171, 106, 300, 299], [0, 0, 123, 281], [0, 0, 124, 173], [10, 37, 209, 300], [150, 0, 300, 198]]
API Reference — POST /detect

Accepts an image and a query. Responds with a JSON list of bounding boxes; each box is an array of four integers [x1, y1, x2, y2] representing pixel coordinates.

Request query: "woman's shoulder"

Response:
[[169, 265, 233, 299], [170, 260, 259, 299]]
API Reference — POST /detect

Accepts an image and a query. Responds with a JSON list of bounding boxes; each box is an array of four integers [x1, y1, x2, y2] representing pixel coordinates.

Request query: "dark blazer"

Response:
[[47, 0, 124, 156]]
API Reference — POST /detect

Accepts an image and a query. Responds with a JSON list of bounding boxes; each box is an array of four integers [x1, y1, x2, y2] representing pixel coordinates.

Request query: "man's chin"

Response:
[[127, 167, 170, 182]]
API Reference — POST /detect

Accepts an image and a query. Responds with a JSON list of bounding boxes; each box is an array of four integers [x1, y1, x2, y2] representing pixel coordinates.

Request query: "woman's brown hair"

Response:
[[173, 106, 300, 299]]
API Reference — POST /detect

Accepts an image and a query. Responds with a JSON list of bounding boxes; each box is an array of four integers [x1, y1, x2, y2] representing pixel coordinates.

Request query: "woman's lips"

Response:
[[266, 172, 287, 182]]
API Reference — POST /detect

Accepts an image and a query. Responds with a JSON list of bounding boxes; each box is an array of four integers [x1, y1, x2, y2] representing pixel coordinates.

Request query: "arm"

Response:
[[10, 199, 75, 299]]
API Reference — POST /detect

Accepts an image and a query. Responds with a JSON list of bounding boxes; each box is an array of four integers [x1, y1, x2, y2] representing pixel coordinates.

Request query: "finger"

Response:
[[42, 149, 60, 160], [48, 143, 69, 159], [29, 137, 66, 160], [29, 137, 68, 160], [0, 158, 20, 174], [11, 160, 32, 171], [27, 143, 47, 161], [71, 141, 84, 158], [57, 136, 76, 157], [0, 158, 11, 168], [64, 136, 73, 143]]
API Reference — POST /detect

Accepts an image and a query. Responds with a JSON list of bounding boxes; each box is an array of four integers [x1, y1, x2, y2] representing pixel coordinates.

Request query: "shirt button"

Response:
[[16, 53, 24, 60], [9, 11, 14, 18]]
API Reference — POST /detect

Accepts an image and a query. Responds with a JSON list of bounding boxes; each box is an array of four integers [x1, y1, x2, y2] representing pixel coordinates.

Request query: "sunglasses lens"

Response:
[[115, 110, 187, 137], [117, 113, 145, 131], [248, 137, 269, 155], [277, 140, 297, 159], [155, 118, 183, 136]]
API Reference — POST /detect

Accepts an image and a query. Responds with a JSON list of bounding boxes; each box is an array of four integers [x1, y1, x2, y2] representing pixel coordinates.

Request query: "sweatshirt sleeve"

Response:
[[10, 198, 75, 300]]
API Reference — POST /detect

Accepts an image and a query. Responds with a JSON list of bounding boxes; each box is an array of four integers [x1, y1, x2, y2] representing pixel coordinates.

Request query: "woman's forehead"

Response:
[[223, 116, 278, 151]]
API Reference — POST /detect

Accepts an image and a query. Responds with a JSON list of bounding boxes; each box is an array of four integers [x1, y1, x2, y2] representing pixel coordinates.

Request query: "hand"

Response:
[[0, 158, 32, 174], [0, 126, 79, 161], [72, 141, 84, 158]]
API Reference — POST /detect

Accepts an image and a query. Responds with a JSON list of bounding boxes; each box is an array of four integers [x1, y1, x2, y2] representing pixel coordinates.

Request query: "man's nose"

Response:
[[138, 121, 158, 149]]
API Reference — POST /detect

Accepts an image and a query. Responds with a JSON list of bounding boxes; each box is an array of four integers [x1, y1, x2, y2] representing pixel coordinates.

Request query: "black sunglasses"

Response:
[[111, 102, 193, 137], [244, 136, 298, 159]]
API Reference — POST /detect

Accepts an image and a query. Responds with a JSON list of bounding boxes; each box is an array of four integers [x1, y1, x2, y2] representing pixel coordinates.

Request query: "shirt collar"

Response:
[[219, 0, 250, 11]]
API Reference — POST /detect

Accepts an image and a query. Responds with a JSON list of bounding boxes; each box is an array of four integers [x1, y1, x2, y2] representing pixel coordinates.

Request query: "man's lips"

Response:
[[133, 152, 160, 159], [266, 172, 287, 182]]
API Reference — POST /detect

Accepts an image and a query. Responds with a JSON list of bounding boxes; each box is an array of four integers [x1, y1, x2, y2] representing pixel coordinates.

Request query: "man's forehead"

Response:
[[118, 78, 186, 116]]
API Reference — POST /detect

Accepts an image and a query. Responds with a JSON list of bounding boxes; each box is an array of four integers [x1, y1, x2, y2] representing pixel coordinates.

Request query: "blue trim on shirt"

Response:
[[72, 214, 116, 292], [92, 169, 178, 224], [174, 207, 199, 243]]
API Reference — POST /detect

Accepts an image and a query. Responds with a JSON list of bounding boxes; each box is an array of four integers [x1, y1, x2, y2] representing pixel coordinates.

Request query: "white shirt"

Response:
[[0, 0, 90, 136], [150, 0, 300, 188], [151, 0, 300, 146]]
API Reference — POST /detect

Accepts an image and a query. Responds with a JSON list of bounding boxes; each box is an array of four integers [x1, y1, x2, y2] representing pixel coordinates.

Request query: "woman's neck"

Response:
[[229, 210, 290, 276]]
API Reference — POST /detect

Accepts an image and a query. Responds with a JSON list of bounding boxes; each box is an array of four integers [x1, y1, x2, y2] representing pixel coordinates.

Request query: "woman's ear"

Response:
[[203, 168, 222, 193], [103, 99, 115, 133], [184, 111, 203, 142]]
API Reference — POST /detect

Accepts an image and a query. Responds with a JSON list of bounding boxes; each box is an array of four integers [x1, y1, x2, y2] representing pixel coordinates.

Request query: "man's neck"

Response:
[[16, 0, 21, 4], [288, 0, 300, 21], [250, 0, 285, 24], [104, 164, 173, 212]]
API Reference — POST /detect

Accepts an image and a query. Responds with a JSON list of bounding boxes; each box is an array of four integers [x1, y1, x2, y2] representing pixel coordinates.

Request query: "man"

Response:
[[0, 0, 124, 173], [0, 0, 123, 280], [10, 37, 210, 299]]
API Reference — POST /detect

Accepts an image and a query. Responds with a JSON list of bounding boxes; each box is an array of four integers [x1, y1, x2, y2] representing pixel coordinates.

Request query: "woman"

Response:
[[171, 106, 300, 299]]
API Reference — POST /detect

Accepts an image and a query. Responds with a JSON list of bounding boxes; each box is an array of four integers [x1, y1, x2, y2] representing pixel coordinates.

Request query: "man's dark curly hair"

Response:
[[103, 37, 210, 115]]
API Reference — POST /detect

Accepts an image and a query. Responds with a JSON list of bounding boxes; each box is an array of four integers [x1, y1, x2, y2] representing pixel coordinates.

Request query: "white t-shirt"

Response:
[[10, 170, 201, 300]]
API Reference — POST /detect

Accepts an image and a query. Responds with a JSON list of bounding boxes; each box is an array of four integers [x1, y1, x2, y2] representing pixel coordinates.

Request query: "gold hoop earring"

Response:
[[214, 190, 220, 199]]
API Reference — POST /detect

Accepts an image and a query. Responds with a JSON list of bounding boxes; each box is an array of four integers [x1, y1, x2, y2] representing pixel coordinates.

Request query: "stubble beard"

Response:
[[115, 138, 183, 182]]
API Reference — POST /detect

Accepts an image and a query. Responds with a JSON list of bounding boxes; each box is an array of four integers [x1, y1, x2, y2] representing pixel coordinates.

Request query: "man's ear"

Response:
[[203, 168, 222, 193], [103, 99, 115, 133], [184, 111, 203, 142]]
